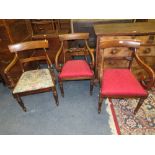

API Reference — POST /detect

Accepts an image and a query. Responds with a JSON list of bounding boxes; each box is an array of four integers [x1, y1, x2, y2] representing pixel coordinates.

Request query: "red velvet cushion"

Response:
[[101, 69, 147, 97], [59, 60, 94, 79]]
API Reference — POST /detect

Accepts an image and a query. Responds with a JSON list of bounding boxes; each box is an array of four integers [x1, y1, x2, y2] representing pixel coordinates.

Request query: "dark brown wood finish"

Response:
[[94, 22, 155, 36], [0, 20, 31, 86], [98, 40, 155, 115], [4, 40, 59, 112], [0, 19, 71, 87], [72, 19, 137, 47], [25, 19, 71, 36], [31, 19, 58, 34], [94, 22, 155, 80], [55, 33, 95, 97], [59, 33, 90, 41]]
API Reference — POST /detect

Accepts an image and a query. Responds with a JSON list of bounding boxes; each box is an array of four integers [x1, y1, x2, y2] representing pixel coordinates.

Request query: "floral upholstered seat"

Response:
[[13, 69, 54, 94], [6, 40, 59, 112]]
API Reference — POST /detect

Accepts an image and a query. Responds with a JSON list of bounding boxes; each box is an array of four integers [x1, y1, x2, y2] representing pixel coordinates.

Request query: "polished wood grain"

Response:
[[8, 40, 48, 53], [94, 22, 155, 36], [94, 22, 155, 80], [59, 33, 89, 41], [99, 40, 141, 48]]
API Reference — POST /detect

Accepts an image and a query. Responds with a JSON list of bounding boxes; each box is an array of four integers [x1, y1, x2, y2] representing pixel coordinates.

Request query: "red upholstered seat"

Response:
[[59, 60, 93, 79], [101, 69, 147, 97]]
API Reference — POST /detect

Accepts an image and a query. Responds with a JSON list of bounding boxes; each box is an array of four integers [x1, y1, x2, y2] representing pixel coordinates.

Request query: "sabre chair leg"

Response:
[[58, 79, 64, 97], [90, 79, 94, 96], [52, 86, 59, 106], [134, 98, 145, 115], [14, 94, 27, 112], [98, 93, 104, 114]]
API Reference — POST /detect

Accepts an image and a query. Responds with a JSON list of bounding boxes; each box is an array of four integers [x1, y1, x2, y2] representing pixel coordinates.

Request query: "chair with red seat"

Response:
[[55, 33, 95, 97], [98, 40, 155, 114]]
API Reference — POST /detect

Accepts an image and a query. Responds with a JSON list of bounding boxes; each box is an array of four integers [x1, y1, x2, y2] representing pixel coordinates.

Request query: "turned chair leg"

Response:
[[98, 93, 104, 114], [0, 75, 5, 86], [14, 94, 27, 112], [58, 79, 64, 97], [52, 86, 59, 106], [90, 79, 94, 96], [134, 98, 145, 115]]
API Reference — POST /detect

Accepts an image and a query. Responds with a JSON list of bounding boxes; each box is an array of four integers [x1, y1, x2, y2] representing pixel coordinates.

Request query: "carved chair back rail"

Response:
[[55, 33, 94, 71]]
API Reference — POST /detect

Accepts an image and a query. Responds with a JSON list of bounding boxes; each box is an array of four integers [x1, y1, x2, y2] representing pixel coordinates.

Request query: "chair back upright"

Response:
[[8, 40, 52, 72], [56, 33, 94, 69], [99, 40, 141, 75]]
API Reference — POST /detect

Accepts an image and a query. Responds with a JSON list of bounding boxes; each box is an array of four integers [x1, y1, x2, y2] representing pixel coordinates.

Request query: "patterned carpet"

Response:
[[108, 91, 155, 135]]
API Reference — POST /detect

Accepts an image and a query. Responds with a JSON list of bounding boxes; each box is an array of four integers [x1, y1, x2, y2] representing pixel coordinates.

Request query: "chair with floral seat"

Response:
[[55, 33, 95, 97], [4, 40, 59, 112], [98, 40, 155, 114]]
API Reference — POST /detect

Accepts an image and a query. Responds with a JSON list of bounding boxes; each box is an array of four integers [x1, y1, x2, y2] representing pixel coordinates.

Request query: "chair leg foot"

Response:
[[98, 94, 103, 114], [59, 79, 64, 97], [90, 79, 94, 96], [23, 107, 27, 112], [15, 95, 27, 112], [98, 108, 101, 114], [93, 78, 99, 86], [134, 98, 145, 115], [52, 86, 59, 106]]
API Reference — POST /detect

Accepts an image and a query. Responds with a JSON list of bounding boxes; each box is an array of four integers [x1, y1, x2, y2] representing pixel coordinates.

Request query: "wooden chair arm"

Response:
[[134, 52, 155, 90], [48, 67, 56, 84], [99, 68, 103, 88], [55, 42, 63, 72], [85, 41, 95, 69], [4, 54, 18, 88], [99, 53, 104, 88]]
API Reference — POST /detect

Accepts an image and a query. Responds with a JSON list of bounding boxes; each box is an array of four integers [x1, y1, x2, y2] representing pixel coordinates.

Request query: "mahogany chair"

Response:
[[55, 33, 95, 97], [4, 40, 59, 112], [98, 40, 155, 114]]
